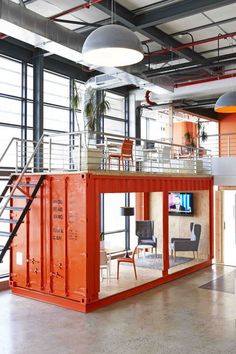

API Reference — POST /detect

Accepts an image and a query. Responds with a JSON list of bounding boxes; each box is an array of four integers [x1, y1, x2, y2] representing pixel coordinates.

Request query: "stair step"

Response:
[[5, 206, 25, 211], [7, 195, 29, 199], [0, 231, 11, 237], [0, 218, 19, 224], [8, 183, 37, 188]]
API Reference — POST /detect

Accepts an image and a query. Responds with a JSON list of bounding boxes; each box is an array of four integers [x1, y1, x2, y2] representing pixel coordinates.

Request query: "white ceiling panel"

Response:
[[158, 14, 211, 35], [178, 26, 223, 44], [44, 0, 85, 10], [71, 6, 110, 23], [204, 3, 236, 22], [219, 21, 236, 34], [27, 0, 62, 17], [203, 47, 236, 59], [116, 0, 164, 11], [195, 39, 232, 54], [146, 41, 162, 52]]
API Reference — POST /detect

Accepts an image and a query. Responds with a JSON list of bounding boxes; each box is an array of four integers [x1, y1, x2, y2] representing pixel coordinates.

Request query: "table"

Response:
[[137, 244, 154, 257]]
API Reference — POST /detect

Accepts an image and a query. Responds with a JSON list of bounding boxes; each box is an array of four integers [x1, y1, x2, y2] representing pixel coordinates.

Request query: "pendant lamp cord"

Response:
[[217, 33, 222, 79]]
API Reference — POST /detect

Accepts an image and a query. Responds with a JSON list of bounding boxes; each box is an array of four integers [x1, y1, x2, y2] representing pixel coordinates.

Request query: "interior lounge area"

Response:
[[99, 188, 210, 299], [1, 0, 236, 353]]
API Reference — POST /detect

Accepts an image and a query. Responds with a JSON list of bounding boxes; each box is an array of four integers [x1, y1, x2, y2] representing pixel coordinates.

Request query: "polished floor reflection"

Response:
[[1, 265, 236, 354]]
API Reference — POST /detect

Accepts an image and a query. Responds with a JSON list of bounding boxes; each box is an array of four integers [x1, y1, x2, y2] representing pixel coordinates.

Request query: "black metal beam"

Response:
[[139, 26, 206, 62], [145, 52, 236, 78], [179, 108, 218, 120], [134, 0, 236, 28]]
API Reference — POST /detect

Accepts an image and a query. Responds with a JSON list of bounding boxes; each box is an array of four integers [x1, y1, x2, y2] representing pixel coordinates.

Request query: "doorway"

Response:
[[223, 190, 236, 266]]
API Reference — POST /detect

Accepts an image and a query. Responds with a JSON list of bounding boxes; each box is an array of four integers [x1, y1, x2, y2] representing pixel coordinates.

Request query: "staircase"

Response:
[[0, 175, 45, 263]]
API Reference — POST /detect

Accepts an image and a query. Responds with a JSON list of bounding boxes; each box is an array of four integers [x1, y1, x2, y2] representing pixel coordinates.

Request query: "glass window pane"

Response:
[[44, 71, 69, 107], [106, 92, 124, 119], [44, 106, 69, 132], [27, 65, 33, 100], [0, 56, 21, 97], [104, 118, 125, 135], [0, 97, 21, 125], [27, 102, 33, 128]]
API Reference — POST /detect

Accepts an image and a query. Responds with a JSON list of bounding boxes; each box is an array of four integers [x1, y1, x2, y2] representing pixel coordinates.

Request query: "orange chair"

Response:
[[108, 139, 133, 170], [117, 246, 138, 280]]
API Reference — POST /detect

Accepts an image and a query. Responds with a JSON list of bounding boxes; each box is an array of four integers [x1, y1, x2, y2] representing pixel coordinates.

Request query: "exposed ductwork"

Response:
[[0, 0, 172, 95]]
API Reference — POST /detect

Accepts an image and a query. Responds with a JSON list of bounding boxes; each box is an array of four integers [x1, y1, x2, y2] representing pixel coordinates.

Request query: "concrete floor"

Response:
[[1, 264, 236, 354]]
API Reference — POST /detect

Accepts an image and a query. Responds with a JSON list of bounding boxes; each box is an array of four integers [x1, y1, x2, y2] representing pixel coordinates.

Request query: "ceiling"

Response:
[[3, 0, 236, 117]]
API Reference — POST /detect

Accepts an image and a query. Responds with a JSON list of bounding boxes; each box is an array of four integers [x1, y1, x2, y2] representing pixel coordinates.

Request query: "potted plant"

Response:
[[184, 131, 196, 147], [197, 121, 208, 157], [73, 81, 82, 131], [83, 88, 110, 135], [197, 121, 208, 143]]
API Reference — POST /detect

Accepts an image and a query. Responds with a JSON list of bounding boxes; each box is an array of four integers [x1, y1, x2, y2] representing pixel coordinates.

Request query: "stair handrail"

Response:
[[0, 133, 47, 218], [0, 137, 20, 164]]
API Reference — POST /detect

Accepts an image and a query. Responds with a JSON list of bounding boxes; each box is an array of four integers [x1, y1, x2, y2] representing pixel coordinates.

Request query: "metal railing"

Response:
[[201, 132, 236, 157], [0, 131, 213, 176]]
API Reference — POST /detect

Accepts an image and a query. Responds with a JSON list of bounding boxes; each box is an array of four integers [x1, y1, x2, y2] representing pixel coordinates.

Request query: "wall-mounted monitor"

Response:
[[168, 192, 193, 216]]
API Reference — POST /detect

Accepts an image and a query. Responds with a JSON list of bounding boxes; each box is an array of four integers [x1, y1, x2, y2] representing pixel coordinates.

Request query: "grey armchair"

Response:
[[136, 220, 157, 255], [171, 223, 201, 260]]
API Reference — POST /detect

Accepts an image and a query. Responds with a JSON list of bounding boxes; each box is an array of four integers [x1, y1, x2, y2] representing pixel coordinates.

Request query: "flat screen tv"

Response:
[[168, 192, 193, 216]]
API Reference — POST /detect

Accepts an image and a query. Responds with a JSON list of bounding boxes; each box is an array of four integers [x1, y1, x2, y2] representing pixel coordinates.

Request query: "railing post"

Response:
[[228, 135, 230, 157], [16, 139, 19, 173], [194, 149, 197, 174], [49, 137, 52, 172]]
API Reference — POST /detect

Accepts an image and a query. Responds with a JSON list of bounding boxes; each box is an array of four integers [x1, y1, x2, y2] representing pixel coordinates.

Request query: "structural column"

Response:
[[33, 49, 44, 171], [167, 104, 174, 143]]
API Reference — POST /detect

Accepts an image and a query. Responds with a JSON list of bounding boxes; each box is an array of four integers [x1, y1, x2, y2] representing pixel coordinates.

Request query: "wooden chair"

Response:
[[108, 139, 133, 170], [117, 246, 138, 280]]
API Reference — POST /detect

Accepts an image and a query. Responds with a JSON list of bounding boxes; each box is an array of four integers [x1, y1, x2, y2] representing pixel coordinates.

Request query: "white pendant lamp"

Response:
[[82, 24, 144, 67], [214, 91, 236, 113]]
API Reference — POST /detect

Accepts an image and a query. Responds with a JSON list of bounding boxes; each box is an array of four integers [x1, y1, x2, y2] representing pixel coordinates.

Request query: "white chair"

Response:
[[100, 250, 111, 281]]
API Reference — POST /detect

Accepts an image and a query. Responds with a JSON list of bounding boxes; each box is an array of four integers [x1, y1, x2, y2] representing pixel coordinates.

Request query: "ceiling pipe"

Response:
[[145, 90, 157, 106], [147, 31, 236, 57], [146, 53, 236, 78], [174, 67, 236, 83], [49, 0, 104, 20]]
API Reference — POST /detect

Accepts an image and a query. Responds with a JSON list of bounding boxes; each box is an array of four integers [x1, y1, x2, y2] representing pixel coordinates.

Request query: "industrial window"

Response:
[[44, 70, 70, 133], [141, 109, 168, 142], [0, 56, 22, 97], [103, 92, 126, 136]]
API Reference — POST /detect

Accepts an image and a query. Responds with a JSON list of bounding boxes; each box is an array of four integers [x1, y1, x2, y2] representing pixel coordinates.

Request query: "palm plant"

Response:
[[73, 81, 81, 131], [84, 89, 110, 132]]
